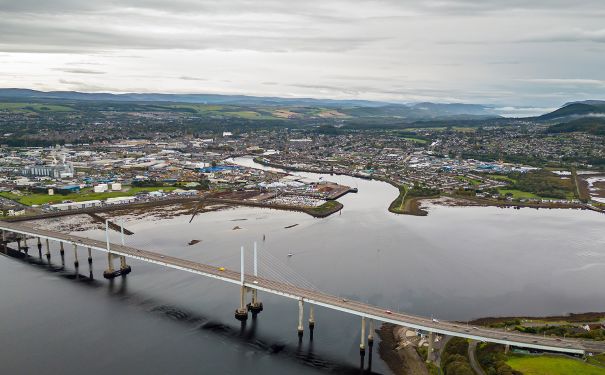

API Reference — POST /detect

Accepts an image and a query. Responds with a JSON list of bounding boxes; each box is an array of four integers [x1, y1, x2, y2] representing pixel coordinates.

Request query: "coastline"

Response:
[[252, 157, 605, 217]]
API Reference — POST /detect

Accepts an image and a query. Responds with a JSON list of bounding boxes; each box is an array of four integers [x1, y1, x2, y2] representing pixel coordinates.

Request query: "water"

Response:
[[1, 156, 604, 374]]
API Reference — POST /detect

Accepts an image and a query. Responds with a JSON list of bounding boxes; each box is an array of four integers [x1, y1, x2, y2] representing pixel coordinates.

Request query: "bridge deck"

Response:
[[2, 221, 604, 355]]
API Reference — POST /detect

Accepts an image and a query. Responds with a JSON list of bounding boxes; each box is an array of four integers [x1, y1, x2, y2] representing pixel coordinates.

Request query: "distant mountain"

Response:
[[538, 101, 605, 121], [0, 88, 389, 108], [0, 88, 501, 121], [409, 102, 495, 116]]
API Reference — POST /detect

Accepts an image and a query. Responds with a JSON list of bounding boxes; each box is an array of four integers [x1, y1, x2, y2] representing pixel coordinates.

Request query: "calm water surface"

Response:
[[1, 156, 604, 374]]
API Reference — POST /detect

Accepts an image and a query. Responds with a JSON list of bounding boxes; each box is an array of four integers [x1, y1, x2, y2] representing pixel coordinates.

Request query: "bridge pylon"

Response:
[[247, 242, 262, 315], [234, 246, 248, 321]]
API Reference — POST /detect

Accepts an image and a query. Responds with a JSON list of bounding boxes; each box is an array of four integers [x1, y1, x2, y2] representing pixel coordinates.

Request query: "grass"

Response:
[[306, 200, 341, 214], [0, 102, 75, 113], [498, 189, 540, 199], [0, 186, 178, 206], [402, 137, 428, 144], [457, 176, 482, 185], [507, 355, 605, 375], [587, 354, 605, 368], [489, 174, 517, 183]]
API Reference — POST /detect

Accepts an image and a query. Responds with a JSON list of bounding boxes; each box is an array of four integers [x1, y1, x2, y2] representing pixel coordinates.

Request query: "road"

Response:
[[468, 341, 487, 375], [2, 220, 605, 355]]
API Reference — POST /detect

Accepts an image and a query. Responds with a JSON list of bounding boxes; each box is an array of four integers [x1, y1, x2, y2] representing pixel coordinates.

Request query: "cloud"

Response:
[[54, 68, 106, 74], [516, 79, 605, 87], [179, 76, 207, 81], [520, 28, 605, 43], [0, 0, 604, 107]]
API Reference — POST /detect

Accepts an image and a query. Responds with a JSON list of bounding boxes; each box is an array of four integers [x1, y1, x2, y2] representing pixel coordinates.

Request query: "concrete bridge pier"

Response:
[[119, 256, 131, 276], [368, 319, 374, 347], [87, 248, 93, 278], [309, 305, 315, 340], [360, 317, 367, 354], [59, 242, 65, 266], [37, 237, 42, 258], [247, 288, 263, 315], [1, 230, 6, 253], [235, 286, 249, 321], [103, 252, 116, 279], [22, 237, 29, 255], [426, 331, 434, 363], [16, 238, 21, 253], [246, 243, 262, 314], [45, 239, 51, 262], [505, 344, 510, 355], [73, 244, 79, 268], [118, 221, 131, 276], [297, 299, 304, 341]]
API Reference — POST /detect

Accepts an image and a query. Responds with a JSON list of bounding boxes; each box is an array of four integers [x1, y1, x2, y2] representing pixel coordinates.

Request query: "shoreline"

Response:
[[378, 311, 605, 374], [252, 157, 605, 217]]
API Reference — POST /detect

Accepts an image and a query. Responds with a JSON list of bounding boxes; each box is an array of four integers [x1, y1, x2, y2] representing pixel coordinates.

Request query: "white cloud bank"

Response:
[[0, 0, 604, 107]]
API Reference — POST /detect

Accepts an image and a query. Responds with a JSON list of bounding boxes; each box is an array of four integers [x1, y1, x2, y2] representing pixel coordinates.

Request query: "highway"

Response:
[[2, 220, 604, 355]]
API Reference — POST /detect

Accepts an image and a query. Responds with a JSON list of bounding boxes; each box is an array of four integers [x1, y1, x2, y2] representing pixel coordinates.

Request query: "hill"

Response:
[[547, 117, 605, 135], [0, 88, 501, 122], [539, 101, 605, 121]]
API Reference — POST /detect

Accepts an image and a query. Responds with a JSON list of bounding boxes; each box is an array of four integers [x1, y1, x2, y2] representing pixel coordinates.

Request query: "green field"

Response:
[[0, 102, 75, 112], [0, 186, 178, 206], [489, 174, 517, 183], [402, 137, 428, 144], [498, 189, 540, 199], [507, 355, 605, 375], [457, 176, 482, 185]]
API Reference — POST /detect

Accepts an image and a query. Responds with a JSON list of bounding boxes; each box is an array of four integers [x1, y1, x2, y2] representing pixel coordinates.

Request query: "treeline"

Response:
[[476, 343, 521, 375], [547, 117, 605, 136], [507, 170, 574, 199], [408, 183, 441, 197], [441, 337, 473, 375]]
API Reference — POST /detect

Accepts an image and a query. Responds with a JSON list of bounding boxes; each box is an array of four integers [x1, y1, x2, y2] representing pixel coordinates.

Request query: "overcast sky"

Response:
[[0, 0, 604, 112]]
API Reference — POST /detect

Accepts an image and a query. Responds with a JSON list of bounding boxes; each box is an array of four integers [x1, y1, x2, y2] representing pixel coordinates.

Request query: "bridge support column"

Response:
[[360, 317, 366, 353], [118, 220, 131, 275], [246, 242, 262, 314], [23, 237, 28, 255], [368, 319, 374, 347], [426, 332, 434, 363], [73, 244, 79, 268], [16, 238, 21, 253], [1, 230, 6, 253], [309, 305, 315, 340], [504, 344, 510, 355], [103, 252, 116, 279], [297, 299, 304, 340], [45, 239, 51, 262], [87, 247, 92, 264], [37, 237, 42, 258], [59, 242, 64, 266], [235, 286, 248, 321], [247, 288, 263, 315], [119, 256, 131, 275], [103, 220, 121, 279], [234, 246, 248, 321]]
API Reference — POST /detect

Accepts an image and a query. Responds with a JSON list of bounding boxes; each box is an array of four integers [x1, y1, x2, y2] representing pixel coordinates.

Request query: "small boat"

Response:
[[287, 253, 294, 257]]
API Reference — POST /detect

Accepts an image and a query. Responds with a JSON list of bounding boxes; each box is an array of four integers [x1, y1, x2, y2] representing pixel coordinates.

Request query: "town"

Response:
[[0, 116, 604, 219]]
